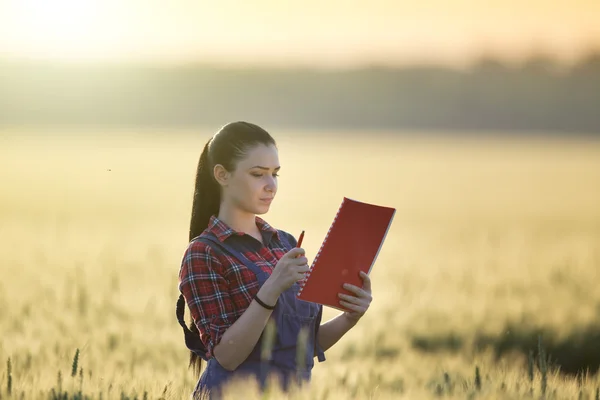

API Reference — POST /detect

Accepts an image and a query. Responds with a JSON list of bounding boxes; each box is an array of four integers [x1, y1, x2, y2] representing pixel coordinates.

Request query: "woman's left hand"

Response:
[[338, 271, 372, 324]]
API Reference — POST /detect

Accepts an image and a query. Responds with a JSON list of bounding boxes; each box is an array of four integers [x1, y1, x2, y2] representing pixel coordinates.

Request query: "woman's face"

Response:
[[217, 143, 280, 215]]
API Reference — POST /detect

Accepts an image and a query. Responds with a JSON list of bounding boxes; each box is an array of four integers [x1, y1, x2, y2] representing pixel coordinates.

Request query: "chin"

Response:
[[254, 203, 271, 215], [255, 206, 270, 215]]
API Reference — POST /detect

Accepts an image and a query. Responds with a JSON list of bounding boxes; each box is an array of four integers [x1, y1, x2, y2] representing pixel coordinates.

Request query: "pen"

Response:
[[297, 230, 305, 248]]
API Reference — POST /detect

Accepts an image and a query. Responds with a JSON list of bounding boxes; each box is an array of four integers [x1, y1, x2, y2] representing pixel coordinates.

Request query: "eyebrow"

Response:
[[249, 166, 281, 170]]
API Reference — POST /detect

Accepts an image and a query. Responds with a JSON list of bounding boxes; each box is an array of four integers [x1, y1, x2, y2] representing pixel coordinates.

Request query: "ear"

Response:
[[213, 164, 230, 187]]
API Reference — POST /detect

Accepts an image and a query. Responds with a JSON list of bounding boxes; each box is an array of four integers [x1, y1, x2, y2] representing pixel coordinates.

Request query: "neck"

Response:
[[217, 201, 258, 235]]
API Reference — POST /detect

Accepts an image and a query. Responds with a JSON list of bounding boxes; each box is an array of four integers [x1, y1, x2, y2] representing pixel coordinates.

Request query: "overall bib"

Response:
[[179, 232, 326, 400]]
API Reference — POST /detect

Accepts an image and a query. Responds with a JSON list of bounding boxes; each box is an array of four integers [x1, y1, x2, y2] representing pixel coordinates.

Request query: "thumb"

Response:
[[360, 271, 372, 292]]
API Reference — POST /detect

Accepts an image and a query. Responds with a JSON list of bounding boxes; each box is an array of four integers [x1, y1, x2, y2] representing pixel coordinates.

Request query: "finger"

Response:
[[339, 300, 366, 314], [292, 256, 308, 266], [360, 271, 372, 292], [342, 283, 370, 299], [287, 248, 305, 258], [293, 264, 310, 274], [338, 293, 365, 306], [295, 271, 307, 282]]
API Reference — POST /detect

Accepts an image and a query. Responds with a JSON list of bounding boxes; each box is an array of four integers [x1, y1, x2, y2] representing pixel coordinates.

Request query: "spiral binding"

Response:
[[297, 197, 347, 295]]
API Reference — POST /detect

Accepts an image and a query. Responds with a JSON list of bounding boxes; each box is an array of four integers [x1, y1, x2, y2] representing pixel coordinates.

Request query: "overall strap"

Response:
[[176, 294, 209, 360], [199, 234, 267, 277], [278, 231, 293, 251]]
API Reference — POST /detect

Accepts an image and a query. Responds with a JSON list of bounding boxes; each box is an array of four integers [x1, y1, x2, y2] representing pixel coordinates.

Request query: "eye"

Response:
[[251, 172, 280, 178]]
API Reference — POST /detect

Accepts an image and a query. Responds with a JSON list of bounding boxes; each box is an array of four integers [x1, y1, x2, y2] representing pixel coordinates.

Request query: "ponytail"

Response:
[[187, 138, 221, 377], [189, 139, 220, 242]]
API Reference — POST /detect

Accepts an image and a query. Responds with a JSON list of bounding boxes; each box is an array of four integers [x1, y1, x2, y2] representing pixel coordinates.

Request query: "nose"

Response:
[[265, 176, 277, 193]]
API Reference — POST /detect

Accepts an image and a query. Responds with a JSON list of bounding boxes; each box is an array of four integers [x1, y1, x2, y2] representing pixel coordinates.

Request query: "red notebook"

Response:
[[296, 197, 396, 311]]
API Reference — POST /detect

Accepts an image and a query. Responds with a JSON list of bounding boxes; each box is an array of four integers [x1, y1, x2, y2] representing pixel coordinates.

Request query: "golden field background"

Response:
[[1, 129, 600, 399]]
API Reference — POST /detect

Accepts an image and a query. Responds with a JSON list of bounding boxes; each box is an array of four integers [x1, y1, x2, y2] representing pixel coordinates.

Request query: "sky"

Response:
[[0, 0, 599, 67]]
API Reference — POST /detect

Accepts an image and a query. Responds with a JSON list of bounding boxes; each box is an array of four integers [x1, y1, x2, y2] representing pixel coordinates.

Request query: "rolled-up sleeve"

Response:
[[178, 240, 234, 358]]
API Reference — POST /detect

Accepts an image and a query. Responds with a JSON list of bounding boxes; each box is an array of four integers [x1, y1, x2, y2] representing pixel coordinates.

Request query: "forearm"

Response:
[[213, 282, 280, 370], [316, 312, 357, 352]]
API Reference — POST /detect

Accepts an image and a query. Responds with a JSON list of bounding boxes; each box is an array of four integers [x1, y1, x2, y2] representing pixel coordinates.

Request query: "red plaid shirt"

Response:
[[178, 215, 297, 359]]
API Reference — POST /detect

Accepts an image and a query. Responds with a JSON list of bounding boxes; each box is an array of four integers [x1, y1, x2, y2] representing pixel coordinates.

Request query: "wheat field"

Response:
[[1, 129, 600, 399]]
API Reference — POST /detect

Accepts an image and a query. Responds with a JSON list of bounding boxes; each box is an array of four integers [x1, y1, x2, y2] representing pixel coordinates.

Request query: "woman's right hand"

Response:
[[260, 248, 309, 303]]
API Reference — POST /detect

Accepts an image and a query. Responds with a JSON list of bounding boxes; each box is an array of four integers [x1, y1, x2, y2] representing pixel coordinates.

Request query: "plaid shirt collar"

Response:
[[208, 214, 280, 243]]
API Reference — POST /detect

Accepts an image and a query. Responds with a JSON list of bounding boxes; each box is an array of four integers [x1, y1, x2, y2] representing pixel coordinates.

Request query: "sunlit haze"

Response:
[[0, 0, 599, 67]]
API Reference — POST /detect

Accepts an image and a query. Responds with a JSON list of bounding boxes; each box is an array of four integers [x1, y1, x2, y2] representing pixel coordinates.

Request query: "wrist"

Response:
[[257, 280, 280, 306], [341, 312, 360, 327]]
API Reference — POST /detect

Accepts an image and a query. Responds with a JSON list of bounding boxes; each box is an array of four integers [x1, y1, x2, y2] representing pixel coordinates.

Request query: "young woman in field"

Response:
[[176, 122, 373, 399]]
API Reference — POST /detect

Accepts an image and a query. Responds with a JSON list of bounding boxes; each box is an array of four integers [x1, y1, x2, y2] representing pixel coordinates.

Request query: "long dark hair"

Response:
[[187, 121, 276, 376]]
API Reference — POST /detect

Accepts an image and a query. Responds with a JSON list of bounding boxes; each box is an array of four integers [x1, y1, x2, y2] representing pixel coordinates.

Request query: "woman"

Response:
[[176, 122, 373, 399]]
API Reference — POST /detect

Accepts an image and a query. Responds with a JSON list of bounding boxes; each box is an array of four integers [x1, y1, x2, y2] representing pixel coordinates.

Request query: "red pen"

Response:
[[297, 230, 305, 248]]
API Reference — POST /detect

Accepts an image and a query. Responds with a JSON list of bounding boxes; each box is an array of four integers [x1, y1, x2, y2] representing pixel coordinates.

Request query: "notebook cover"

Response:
[[297, 197, 396, 311]]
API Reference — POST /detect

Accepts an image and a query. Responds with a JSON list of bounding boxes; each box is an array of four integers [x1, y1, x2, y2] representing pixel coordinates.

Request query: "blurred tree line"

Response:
[[1, 51, 599, 133]]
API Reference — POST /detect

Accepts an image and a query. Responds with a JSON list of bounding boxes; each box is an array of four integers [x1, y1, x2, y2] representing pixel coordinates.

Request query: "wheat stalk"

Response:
[[6, 358, 12, 397]]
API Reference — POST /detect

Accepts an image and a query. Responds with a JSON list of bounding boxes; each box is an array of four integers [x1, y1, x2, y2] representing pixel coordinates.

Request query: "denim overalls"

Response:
[[177, 231, 326, 399]]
